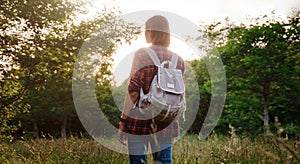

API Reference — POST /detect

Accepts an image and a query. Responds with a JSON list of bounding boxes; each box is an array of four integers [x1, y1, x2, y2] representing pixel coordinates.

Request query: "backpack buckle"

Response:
[[161, 60, 172, 68]]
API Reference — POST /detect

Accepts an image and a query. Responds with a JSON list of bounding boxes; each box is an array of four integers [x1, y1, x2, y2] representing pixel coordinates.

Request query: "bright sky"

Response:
[[91, 0, 299, 24], [84, 0, 300, 86]]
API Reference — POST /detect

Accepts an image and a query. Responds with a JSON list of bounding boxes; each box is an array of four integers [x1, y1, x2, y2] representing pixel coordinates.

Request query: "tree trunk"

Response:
[[33, 121, 39, 140], [61, 116, 67, 139], [263, 82, 271, 134]]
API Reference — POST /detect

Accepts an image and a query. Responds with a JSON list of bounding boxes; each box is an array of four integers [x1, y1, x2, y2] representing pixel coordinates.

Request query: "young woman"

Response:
[[118, 15, 185, 164]]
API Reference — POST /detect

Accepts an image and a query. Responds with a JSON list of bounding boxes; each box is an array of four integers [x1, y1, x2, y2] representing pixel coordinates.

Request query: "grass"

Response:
[[0, 132, 299, 164], [173, 134, 299, 164]]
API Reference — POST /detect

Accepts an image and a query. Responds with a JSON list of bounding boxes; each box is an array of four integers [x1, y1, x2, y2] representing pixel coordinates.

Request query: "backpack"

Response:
[[137, 47, 186, 126]]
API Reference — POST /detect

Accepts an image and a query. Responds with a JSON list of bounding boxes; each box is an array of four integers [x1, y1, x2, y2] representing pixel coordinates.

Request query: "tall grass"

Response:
[[1, 132, 299, 163], [173, 133, 299, 163], [1, 136, 129, 164]]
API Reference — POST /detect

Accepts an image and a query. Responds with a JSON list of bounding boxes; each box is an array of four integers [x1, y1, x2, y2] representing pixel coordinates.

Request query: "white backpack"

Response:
[[137, 48, 186, 125]]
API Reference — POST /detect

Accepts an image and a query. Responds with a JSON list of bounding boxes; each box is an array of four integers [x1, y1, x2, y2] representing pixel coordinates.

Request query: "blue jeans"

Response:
[[127, 135, 173, 164]]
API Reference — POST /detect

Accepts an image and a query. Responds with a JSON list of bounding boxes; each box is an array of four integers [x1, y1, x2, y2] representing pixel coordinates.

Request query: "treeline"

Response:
[[0, 0, 138, 141], [0, 0, 299, 141], [202, 12, 300, 137]]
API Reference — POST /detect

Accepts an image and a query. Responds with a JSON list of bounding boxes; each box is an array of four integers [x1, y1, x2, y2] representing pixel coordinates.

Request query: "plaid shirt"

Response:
[[126, 46, 185, 137]]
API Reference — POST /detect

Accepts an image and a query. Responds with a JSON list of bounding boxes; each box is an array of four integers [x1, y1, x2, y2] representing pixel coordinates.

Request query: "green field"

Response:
[[1, 133, 299, 164]]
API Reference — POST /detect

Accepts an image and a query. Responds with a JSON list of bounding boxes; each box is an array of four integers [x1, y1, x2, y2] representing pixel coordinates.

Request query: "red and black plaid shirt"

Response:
[[126, 46, 185, 137]]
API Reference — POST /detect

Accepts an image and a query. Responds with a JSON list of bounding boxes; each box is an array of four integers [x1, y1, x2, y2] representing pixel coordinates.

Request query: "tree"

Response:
[[0, 0, 74, 141], [26, 10, 138, 138], [210, 11, 300, 135], [186, 59, 211, 134], [1, 0, 139, 140], [71, 9, 139, 137]]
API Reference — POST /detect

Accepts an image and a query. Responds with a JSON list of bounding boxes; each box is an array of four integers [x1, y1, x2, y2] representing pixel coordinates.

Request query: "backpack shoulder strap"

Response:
[[144, 48, 161, 67], [170, 53, 178, 69], [144, 47, 179, 69]]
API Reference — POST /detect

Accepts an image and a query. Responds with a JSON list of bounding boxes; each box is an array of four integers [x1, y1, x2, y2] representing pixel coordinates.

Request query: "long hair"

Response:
[[145, 15, 170, 47]]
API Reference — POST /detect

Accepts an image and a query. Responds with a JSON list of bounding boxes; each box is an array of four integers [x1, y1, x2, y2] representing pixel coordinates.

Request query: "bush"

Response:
[[282, 124, 300, 138]]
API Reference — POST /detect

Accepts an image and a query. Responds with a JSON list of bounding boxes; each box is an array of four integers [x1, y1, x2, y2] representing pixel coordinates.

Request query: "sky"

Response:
[[83, 0, 300, 86], [92, 0, 300, 24]]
